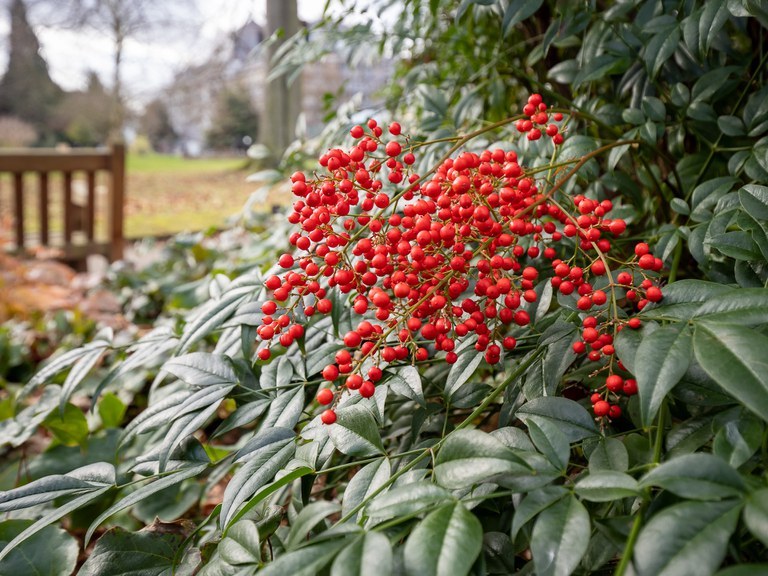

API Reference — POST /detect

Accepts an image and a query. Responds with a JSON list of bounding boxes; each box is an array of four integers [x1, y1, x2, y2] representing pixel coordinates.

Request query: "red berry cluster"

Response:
[[255, 95, 663, 423]]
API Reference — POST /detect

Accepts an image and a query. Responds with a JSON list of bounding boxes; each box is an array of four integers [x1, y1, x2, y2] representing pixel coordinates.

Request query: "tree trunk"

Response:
[[262, 0, 301, 162]]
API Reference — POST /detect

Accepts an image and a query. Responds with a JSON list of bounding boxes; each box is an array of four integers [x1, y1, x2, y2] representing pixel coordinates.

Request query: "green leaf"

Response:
[[59, 345, 106, 413], [0, 461, 114, 512], [634, 500, 741, 576], [588, 438, 629, 472], [527, 419, 569, 472], [0, 486, 111, 563], [717, 115, 746, 136], [693, 323, 768, 423], [177, 284, 254, 353], [327, 405, 385, 457], [739, 184, 768, 221], [575, 471, 640, 502], [434, 429, 529, 489], [79, 527, 198, 576], [163, 353, 237, 387], [259, 541, 347, 576], [444, 350, 483, 399], [221, 428, 296, 527], [531, 495, 590, 576], [98, 393, 127, 429], [642, 96, 666, 122], [644, 26, 680, 79], [694, 288, 768, 325], [331, 531, 393, 576], [511, 486, 569, 541], [403, 502, 482, 576], [502, 0, 544, 36], [713, 415, 763, 467], [285, 501, 341, 550], [0, 520, 78, 576], [366, 482, 453, 524], [744, 488, 768, 547], [634, 324, 693, 427], [386, 366, 425, 406], [218, 519, 260, 565], [22, 341, 109, 397], [699, 1, 729, 54], [716, 566, 768, 576], [516, 397, 599, 443], [639, 453, 745, 500], [85, 464, 208, 545], [342, 458, 391, 520], [43, 402, 89, 446]]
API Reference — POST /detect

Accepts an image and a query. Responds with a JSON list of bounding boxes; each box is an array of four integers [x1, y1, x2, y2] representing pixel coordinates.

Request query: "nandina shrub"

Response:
[[0, 93, 767, 576]]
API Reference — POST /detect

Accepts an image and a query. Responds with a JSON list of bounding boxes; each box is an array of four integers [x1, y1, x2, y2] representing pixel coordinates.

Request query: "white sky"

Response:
[[0, 0, 335, 104]]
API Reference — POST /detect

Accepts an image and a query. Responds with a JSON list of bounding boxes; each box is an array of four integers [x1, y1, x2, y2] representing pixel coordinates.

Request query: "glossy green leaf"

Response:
[[531, 495, 590, 576], [177, 284, 254, 353], [713, 414, 763, 467], [403, 502, 482, 576], [694, 323, 768, 423], [22, 341, 109, 397], [575, 471, 640, 502], [218, 519, 260, 565], [0, 520, 78, 576], [743, 488, 768, 547], [699, 1, 729, 54], [444, 350, 483, 399], [694, 288, 768, 325], [85, 464, 208, 545], [285, 501, 340, 550], [739, 184, 768, 221], [59, 345, 106, 413], [511, 486, 569, 541], [342, 458, 391, 519], [645, 26, 680, 79], [259, 541, 347, 576], [79, 527, 198, 576], [327, 405, 385, 457], [639, 453, 745, 500], [588, 438, 629, 472], [516, 397, 599, 442], [221, 428, 296, 527], [527, 419, 569, 472], [163, 352, 237, 387], [434, 429, 529, 489], [634, 499, 741, 576], [502, 0, 544, 36], [366, 482, 453, 524], [634, 324, 693, 427], [331, 531, 393, 576], [386, 366, 425, 406]]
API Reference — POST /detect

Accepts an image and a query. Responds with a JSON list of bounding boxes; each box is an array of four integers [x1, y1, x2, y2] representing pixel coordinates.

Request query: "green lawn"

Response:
[[126, 153, 248, 174]]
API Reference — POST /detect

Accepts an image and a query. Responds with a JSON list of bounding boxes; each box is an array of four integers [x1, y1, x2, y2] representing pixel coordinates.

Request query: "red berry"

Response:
[[593, 401, 610, 417], [606, 375, 623, 392], [359, 381, 376, 398], [622, 379, 638, 395], [608, 405, 622, 419], [257, 348, 271, 361], [388, 122, 401, 135], [321, 409, 337, 425], [322, 364, 339, 381], [278, 253, 294, 268], [350, 125, 364, 138], [317, 388, 334, 405], [385, 141, 402, 157]]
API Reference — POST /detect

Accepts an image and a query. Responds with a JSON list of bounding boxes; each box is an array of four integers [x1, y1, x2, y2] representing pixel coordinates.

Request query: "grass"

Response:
[[127, 154, 248, 174]]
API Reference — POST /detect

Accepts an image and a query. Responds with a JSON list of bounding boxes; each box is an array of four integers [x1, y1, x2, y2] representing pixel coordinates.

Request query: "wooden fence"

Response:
[[0, 145, 125, 262]]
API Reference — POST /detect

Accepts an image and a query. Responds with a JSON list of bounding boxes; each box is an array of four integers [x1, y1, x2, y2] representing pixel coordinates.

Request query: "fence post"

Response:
[[109, 144, 125, 261]]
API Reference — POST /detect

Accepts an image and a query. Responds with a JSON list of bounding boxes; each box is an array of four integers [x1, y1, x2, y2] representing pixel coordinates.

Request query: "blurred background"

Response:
[[0, 0, 394, 237]]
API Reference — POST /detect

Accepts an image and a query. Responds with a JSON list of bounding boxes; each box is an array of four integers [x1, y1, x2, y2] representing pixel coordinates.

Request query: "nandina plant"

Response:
[[0, 94, 767, 576]]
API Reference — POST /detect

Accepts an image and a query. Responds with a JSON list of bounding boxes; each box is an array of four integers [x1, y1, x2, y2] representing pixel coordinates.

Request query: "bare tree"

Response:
[[29, 0, 200, 141]]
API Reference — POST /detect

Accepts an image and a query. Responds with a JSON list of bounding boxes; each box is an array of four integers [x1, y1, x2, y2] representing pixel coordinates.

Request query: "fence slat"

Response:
[[13, 173, 24, 248], [39, 172, 49, 245], [86, 171, 96, 240], [110, 145, 125, 261], [63, 171, 73, 243]]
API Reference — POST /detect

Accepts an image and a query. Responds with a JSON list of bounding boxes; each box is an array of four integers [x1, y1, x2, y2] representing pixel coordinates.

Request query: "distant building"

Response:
[[162, 20, 394, 155]]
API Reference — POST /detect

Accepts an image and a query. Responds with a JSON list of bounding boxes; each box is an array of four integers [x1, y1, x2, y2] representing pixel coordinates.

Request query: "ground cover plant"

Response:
[[1, 0, 768, 574]]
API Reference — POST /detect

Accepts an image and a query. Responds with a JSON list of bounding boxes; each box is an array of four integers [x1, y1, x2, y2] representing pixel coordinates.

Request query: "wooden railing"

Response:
[[0, 145, 125, 262]]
